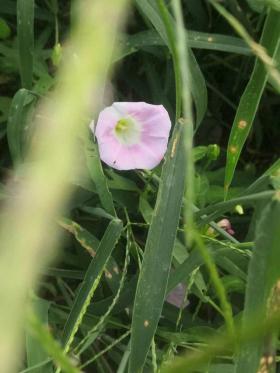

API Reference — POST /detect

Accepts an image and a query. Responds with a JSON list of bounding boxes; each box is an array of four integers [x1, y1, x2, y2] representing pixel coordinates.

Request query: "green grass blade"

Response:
[[210, 1, 280, 89], [7, 89, 35, 166], [189, 49, 207, 128], [118, 30, 251, 62], [194, 233, 235, 337], [129, 119, 185, 373], [45, 268, 85, 280], [148, 0, 182, 118], [168, 244, 246, 295], [85, 134, 116, 217], [25, 297, 53, 373], [74, 228, 130, 355], [269, 43, 280, 92], [235, 196, 280, 373], [224, 9, 280, 194], [186, 31, 250, 55], [135, 0, 207, 126], [135, 0, 167, 43], [58, 217, 121, 293], [245, 158, 280, 195], [167, 246, 219, 292], [26, 311, 79, 373], [17, 0, 34, 89], [60, 219, 123, 355], [160, 313, 280, 373], [195, 190, 275, 225], [58, 217, 99, 256]]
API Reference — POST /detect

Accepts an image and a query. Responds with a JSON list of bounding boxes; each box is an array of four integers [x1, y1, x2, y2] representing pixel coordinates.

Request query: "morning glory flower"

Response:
[[217, 219, 235, 235], [166, 283, 188, 309], [91, 102, 171, 170]]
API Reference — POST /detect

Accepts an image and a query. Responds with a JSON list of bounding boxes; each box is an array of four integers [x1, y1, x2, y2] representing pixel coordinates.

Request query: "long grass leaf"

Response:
[[129, 119, 185, 372], [234, 196, 280, 372], [194, 233, 235, 336], [120, 30, 251, 57], [74, 228, 130, 355], [58, 217, 121, 293], [195, 190, 275, 225], [17, 0, 34, 89], [7, 89, 35, 166], [60, 219, 123, 356], [189, 50, 207, 128]]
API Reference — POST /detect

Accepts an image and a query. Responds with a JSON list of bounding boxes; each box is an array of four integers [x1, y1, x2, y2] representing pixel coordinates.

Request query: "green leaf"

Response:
[[0, 18, 11, 39], [85, 134, 116, 216], [189, 49, 207, 128], [7, 88, 36, 166], [224, 9, 280, 193], [45, 268, 85, 280], [25, 297, 53, 373], [17, 0, 34, 89], [0, 96, 11, 133], [106, 169, 140, 192], [247, 0, 280, 11], [60, 219, 123, 355], [245, 158, 280, 195], [266, 0, 280, 11], [245, 0, 265, 12], [235, 197, 280, 373], [167, 248, 206, 292], [129, 120, 185, 372]]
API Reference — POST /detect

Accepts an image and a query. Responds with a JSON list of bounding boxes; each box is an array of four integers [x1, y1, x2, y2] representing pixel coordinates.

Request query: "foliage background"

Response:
[[0, 0, 280, 372]]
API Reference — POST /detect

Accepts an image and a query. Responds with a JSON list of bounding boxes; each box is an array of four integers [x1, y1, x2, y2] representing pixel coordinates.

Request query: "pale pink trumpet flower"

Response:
[[91, 102, 171, 170], [217, 218, 235, 235]]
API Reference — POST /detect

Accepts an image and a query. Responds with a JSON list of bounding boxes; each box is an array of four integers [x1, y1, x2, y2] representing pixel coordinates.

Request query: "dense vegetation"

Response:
[[0, 0, 280, 372]]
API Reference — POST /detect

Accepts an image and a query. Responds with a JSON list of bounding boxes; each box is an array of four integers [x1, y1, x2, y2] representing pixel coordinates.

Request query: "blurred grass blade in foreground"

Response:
[[0, 1, 128, 371], [235, 195, 280, 372]]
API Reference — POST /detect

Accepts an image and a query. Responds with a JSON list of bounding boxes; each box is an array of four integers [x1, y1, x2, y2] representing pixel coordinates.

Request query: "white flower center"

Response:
[[114, 116, 141, 145]]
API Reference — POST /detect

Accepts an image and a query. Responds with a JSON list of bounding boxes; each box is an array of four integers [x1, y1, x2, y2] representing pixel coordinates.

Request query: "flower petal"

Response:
[[95, 105, 121, 139]]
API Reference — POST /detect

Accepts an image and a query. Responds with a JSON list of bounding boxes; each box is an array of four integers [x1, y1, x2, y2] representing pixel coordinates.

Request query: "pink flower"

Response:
[[166, 283, 188, 309], [217, 219, 235, 235], [91, 102, 171, 170]]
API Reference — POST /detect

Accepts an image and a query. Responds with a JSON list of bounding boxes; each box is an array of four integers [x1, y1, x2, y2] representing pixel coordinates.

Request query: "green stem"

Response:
[[194, 233, 235, 338], [172, 0, 195, 245]]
